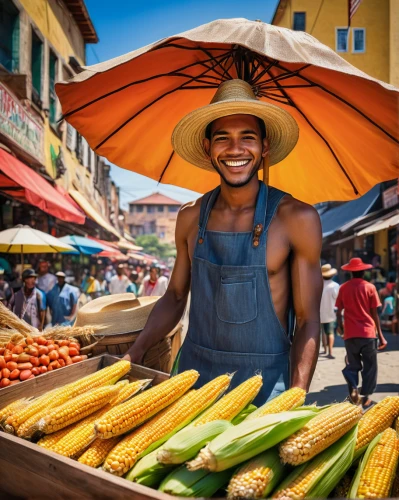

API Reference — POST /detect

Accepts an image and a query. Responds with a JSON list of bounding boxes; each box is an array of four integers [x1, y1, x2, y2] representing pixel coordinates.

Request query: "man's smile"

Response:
[[221, 159, 251, 169]]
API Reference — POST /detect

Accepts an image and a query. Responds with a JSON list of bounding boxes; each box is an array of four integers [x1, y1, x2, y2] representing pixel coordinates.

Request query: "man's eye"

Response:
[[243, 136, 256, 140], [214, 137, 227, 141]]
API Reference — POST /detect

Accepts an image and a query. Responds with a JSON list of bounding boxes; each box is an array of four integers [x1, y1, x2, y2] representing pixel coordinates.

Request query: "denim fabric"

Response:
[[177, 182, 294, 406]]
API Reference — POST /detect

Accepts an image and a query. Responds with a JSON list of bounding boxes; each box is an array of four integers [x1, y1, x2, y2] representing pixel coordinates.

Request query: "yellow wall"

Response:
[[18, 0, 85, 64], [273, 0, 390, 82], [374, 229, 389, 269], [390, 0, 399, 85]]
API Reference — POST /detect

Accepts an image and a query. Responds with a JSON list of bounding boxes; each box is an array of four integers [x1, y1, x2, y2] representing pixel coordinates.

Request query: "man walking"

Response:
[[46, 271, 77, 325], [124, 79, 322, 405], [141, 266, 168, 297], [9, 269, 46, 330], [320, 264, 339, 358], [109, 264, 131, 295], [336, 257, 387, 410], [37, 260, 57, 294]]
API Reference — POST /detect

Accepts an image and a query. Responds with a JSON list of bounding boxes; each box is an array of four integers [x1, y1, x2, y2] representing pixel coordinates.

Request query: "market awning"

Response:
[[69, 189, 121, 238], [0, 149, 85, 224], [117, 239, 142, 251], [357, 211, 399, 236], [321, 185, 380, 238]]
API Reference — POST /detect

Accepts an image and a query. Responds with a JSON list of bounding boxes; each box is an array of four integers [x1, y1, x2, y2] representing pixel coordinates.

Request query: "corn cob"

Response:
[[95, 370, 199, 439], [127, 447, 176, 487], [109, 379, 152, 405], [395, 416, 399, 434], [159, 465, 234, 497], [78, 437, 120, 468], [37, 425, 75, 450], [247, 387, 306, 420], [279, 402, 361, 465], [349, 428, 399, 499], [273, 426, 357, 500], [103, 374, 232, 476], [5, 360, 131, 434], [354, 396, 399, 457], [227, 448, 285, 499], [0, 398, 31, 427], [187, 408, 319, 472], [156, 375, 262, 466], [231, 404, 257, 425]]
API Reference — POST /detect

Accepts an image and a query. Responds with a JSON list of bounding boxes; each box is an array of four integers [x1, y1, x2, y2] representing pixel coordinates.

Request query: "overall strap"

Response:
[[264, 187, 288, 233], [198, 186, 221, 242], [252, 182, 268, 248]]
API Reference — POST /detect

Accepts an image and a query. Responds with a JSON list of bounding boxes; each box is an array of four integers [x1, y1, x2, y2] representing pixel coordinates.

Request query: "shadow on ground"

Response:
[[306, 382, 399, 406]]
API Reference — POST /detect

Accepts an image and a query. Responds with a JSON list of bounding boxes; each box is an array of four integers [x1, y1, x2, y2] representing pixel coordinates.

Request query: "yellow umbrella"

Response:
[[55, 19, 398, 204], [0, 225, 75, 266]]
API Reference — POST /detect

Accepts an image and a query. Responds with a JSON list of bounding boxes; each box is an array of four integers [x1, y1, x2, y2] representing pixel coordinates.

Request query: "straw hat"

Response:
[[75, 293, 159, 335], [321, 263, 337, 279], [341, 258, 373, 272], [172, 79, 299, 171]]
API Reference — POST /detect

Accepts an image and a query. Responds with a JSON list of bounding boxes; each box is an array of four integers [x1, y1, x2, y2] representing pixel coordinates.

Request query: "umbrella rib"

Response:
[[197, 47, 235, 80], [251, 58, 279, 85], [262, 63, 359, 195], [95, 53, 231, 150], [273, 60, 399, 144], [61, 50, 231, 120], [158, 151, 175, 184]]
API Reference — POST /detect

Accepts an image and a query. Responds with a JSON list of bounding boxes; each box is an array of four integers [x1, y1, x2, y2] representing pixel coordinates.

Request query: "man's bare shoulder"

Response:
[[277, 195, 322, 246], [177, 197, 202, 227]]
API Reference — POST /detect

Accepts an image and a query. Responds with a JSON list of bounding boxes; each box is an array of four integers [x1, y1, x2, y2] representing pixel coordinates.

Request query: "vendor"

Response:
[[124, 79, 322, 404]]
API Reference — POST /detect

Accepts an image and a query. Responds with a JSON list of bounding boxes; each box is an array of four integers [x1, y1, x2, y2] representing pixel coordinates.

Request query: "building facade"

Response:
[[127, 193, 181, 244], [0, 0, 121, 239]]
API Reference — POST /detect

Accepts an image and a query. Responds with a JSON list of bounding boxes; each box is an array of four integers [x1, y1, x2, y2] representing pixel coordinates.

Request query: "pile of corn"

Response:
[[1, 365, 399, 499]]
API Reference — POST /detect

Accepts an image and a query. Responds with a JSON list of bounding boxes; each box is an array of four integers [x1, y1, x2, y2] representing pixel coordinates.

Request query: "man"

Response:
[[0, 268, 12, 307], [336, 257, 388, 410], [140, 266, 168, 297], [320, 264, 340, 359], [124, 79, 322, 404], [109, 264, 131, 294], [127, 271, 140, 295], [36, 259, 57, 294], [9, 269, 45, 330], [46, 271, 77, 325]]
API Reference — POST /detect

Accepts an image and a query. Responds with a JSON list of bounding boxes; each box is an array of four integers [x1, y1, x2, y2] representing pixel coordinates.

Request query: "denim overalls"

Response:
[[177, 182, 294, 406]]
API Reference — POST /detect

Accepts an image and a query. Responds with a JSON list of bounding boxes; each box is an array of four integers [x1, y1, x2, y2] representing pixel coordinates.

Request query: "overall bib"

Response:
[[177, 182, 294, 406]]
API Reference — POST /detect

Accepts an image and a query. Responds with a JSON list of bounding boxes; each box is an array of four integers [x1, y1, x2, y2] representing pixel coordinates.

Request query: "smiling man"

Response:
[[124, 79, 322, 404]]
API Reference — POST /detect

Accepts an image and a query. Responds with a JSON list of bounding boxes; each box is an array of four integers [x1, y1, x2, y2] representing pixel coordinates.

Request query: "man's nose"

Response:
[[225, 139, 245, 155]]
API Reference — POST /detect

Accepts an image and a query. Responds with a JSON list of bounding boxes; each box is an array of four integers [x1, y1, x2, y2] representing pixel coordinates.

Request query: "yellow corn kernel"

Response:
[[247, 387, 306, 420], [0, 398, 30, 426], [279, 402, 361, 465], [103, 374, 232, 476], [78, 437, 120, 468], [355, 396, 399, 453], [95, 370, 199, 439], [355, 428, 399, 499], [273, 457, 326, 499], [194, 375, 263, 426], [109, 379, 152, 406], [5, 360, 130, 434], [37, 425, 75, 450]]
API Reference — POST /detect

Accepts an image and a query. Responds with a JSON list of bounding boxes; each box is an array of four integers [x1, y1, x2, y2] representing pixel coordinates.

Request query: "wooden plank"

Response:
[[0, 433, 173, 500]]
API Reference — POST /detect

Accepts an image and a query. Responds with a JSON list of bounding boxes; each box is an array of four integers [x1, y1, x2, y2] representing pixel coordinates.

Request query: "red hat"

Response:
[[341, 258, 373, 272]]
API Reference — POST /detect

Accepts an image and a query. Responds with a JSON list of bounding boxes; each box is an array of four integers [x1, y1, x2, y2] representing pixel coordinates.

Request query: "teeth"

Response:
[[224, 160, 249, 167]]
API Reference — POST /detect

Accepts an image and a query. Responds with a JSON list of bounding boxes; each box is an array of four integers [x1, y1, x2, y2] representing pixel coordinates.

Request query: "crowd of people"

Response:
[[0, 259, 169, 330]]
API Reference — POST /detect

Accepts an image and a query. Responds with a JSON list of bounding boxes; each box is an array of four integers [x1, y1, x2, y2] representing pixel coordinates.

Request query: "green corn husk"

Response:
[[159, 465, 233, 497], [157, 420, 233, 465], [187, 408, 320, 472], [273, 425, 357, 499], [126, 447, 176, 487], [231, 404, 257, 425], [227, 448, 285, 499]]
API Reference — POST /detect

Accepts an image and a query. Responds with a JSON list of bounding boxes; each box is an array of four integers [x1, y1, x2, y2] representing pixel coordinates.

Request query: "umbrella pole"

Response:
[[21, 246, 24, 269], [263, 155, 270, 185]]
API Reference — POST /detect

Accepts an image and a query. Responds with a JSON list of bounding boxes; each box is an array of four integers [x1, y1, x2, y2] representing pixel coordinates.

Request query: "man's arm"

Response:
[[287, 202, 323, 391], [124, 208, 193, 364], [336, 308, 344, 336], [370, 307, 387, 349]]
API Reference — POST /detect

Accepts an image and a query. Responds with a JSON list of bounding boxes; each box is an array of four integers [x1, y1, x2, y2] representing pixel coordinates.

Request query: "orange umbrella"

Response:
[[56, 19, 398, 204]]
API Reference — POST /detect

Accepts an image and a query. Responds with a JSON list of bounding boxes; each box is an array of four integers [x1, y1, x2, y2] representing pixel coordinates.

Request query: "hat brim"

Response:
[[341, 263, 373, 271], [322, 269, 337, 278], [172, 99, 299, 171]]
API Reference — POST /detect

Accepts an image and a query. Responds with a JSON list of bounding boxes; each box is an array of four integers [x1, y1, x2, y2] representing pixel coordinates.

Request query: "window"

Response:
[[49, 50, 57, 125], [352, 28, 365, 53], [157, 205, 164, 212], [336, 28, 349, 52], [129, 205, 134, 214], [168, 205, 179, 213], [293, 12, 306, 31], [136, 205, 143, 213], [31, 29, 42, 103], [75, 132, 83, 163], [147, 205, 155, 213], [0, 0, 19, 72]]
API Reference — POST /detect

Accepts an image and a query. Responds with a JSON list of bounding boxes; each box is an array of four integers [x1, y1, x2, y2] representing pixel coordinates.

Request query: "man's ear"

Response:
[[203, 137, 211, 159], [262, 137, 270, 158]]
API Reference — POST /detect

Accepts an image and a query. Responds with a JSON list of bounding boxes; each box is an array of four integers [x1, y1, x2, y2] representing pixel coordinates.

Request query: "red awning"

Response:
[[0, 149, 85, 224]]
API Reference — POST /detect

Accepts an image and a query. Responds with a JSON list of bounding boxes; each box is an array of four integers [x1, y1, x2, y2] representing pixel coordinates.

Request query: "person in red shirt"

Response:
[[336, 258, 387, 410]]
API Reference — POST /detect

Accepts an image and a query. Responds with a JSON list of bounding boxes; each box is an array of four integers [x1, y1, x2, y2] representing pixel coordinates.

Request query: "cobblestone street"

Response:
[[307, 332, 399, 405]]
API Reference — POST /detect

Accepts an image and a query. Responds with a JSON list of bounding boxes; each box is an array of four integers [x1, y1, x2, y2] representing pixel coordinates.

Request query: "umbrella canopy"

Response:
[[56, 19, 398, 204], [0, 226, 75, 253], [58, 235, 109, 255]]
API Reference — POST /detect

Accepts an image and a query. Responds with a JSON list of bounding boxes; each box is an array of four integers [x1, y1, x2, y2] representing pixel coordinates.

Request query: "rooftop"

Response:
[[63, 0, 98, 43], [129, 192, 182, 206]]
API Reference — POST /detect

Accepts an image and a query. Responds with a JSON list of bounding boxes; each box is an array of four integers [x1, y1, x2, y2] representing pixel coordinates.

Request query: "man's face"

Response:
[[117, 267, 124, 276], [39, 262, 49, 275], [57, 277, 65, 286], [150, 268, 158, 281], [24, 277, 36, 290], [203, 114, 269, 188]]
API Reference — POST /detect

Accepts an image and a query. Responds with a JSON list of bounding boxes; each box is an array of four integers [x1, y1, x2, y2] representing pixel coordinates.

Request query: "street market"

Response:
[[0, 0, 398, 499]]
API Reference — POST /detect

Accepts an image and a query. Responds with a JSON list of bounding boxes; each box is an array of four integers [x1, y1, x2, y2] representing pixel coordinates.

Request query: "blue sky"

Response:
[[84, 0, 279, 207]]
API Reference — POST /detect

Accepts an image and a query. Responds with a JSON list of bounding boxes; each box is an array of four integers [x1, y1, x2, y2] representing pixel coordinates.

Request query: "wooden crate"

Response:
[[0, 354, 175, 500]]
